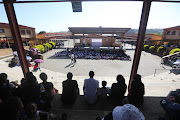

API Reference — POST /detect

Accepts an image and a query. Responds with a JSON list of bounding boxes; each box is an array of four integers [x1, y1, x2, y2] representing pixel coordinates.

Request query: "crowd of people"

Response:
[[8, 47, 44, 71], [2, 69, 179, 120], [0, 70, 146, 120], [55, 49, 131, 61], [0, 72, 57, 120]]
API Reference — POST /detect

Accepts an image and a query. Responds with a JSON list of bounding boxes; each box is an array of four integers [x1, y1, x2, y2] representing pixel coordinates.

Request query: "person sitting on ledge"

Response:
[[0, 73, 12, 101], [16, 74, 40, 107], [128, 74, 145, 107], [23, 102, 56, 120], [38, 72, 54, 111], [160, 89, 180, 120], [8, 58, 19, 68], [61, 72, 79, 105], [97, 81, 110, 104], [83, 71, 99, 104], [111, 74, 127, 105]]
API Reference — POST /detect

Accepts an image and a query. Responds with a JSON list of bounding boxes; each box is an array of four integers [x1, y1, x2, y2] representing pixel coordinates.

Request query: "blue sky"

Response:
[[0, 1, 180, 33]]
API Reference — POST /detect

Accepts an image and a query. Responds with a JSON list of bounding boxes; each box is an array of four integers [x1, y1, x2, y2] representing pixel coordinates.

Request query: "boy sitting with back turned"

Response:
[[97, 81, 110, 103]]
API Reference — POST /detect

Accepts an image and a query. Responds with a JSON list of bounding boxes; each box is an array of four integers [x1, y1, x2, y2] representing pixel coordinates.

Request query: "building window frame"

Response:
[[178, 31, 180, 35], [26, 30, 31, 35], [166, 31, 171, 35], [0, 29, 5, 33], [171, 31, 176, 35], [20, 30, 26, 35]]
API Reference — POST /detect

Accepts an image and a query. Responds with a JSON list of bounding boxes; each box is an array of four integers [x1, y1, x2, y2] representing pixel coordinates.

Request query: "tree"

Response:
[[38, 31, 46, 34]]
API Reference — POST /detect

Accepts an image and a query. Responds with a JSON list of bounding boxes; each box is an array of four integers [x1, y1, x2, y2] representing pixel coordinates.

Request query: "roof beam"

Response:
[[3, 0, 29, 77], [128, 0, 152, 91], [0, 0, 180, 3]]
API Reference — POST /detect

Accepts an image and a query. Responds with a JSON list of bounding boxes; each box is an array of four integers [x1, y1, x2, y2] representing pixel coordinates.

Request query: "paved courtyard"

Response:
[[40, 48, 170, 77]]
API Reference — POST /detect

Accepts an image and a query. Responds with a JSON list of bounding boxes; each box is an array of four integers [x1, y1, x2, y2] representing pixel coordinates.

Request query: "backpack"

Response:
[[39, 84, 49, 104]]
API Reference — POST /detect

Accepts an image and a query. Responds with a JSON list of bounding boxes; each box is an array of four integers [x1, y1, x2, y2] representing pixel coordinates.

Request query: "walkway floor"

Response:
[[50, 95, 166, 120]]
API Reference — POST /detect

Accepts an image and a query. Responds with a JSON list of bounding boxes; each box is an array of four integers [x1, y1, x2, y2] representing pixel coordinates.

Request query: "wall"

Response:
[[163, 30, 180, 40], [0, 28, 12, 38], [0, 27, 36, 39]]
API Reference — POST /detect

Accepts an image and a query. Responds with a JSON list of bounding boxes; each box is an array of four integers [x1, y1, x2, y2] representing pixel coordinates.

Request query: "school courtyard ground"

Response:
[[0, 45, 180, 119]]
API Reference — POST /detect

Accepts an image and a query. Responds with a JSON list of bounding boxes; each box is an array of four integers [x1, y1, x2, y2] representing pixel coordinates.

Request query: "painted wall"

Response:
[[163, 30, 180, 40]]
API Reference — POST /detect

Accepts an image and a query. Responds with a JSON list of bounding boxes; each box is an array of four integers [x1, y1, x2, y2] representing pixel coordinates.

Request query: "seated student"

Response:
[[0, 73, 12, 101], [111, 75, 127, 105], [83, 71, 99, 104], [97, 81, 110, 103], [8, 58, 19, 67], [39, 72, 54, 100], [160, 90, 180, 120], [16, 75, 40, 107], [61, 72, 79, 104], [1, 73, 17, 97], [0, 96, 24, 120], [23, 102, 56, 120], [128, 74, 145, 107], [39, 72, 54, 111]]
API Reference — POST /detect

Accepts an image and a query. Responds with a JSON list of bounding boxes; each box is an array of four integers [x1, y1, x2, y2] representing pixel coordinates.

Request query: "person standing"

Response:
[[83, 71, 99, 104], [71, 53, 74, 63]]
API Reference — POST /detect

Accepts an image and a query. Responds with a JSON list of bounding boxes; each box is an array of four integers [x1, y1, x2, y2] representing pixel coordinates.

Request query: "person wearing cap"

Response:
[[99, 104, 145, 120], [83, 71, 99, 104], [61, 72, 79, 104], [112, 104, 145, 120]]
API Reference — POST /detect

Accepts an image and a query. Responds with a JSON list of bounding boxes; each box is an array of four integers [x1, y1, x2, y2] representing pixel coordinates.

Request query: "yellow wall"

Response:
[[36, 33, 46, 39]]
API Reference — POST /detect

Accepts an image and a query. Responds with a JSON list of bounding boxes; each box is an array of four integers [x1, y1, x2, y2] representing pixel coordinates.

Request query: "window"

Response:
[[179, 31, 180, 35], [20, 30, 26, 35], [0, 29, 5, 33], [26, 30, 31, 35], [172, 31, 176, 35], [115, 39, 121, 44], [166, 31, 171, 35]]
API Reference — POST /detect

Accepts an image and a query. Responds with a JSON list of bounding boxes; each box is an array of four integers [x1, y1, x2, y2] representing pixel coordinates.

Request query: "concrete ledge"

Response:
[[50, 94, 167, 120], [0, 54, 13, 60]]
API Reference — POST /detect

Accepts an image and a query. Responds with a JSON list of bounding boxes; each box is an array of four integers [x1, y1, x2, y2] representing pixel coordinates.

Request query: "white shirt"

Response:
[[83, 78, 99, 104], [71, 54, 74, 59]]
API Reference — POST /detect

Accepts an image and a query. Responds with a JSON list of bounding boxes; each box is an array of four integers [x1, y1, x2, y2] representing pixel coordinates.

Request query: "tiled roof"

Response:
[[164, 26, 180, 30], [0, 22, 35, 29]]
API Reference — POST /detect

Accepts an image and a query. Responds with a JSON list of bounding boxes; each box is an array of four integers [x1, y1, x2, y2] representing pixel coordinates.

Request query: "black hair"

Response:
[[116, 74, 125, 84], [40, 72, 47, 81], [89, 71, 94, 78], [102, 81, 107, 87], [67, 72, 73, 80]]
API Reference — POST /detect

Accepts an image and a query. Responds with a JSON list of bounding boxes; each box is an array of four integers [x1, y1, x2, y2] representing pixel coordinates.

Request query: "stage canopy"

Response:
[[68, 27, 131, 35]]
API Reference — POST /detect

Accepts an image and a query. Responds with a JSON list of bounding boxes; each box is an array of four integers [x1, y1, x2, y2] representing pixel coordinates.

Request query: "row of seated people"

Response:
[[62, 71, 144, 107], [0, 71, 144, 120], [0, 72, 59, 120], [55, 49, 131, 61]]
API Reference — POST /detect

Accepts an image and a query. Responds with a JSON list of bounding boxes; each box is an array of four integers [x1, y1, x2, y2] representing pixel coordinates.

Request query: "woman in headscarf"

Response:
[[111, 74, 127, 105], [128, 74, 145, 107]]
